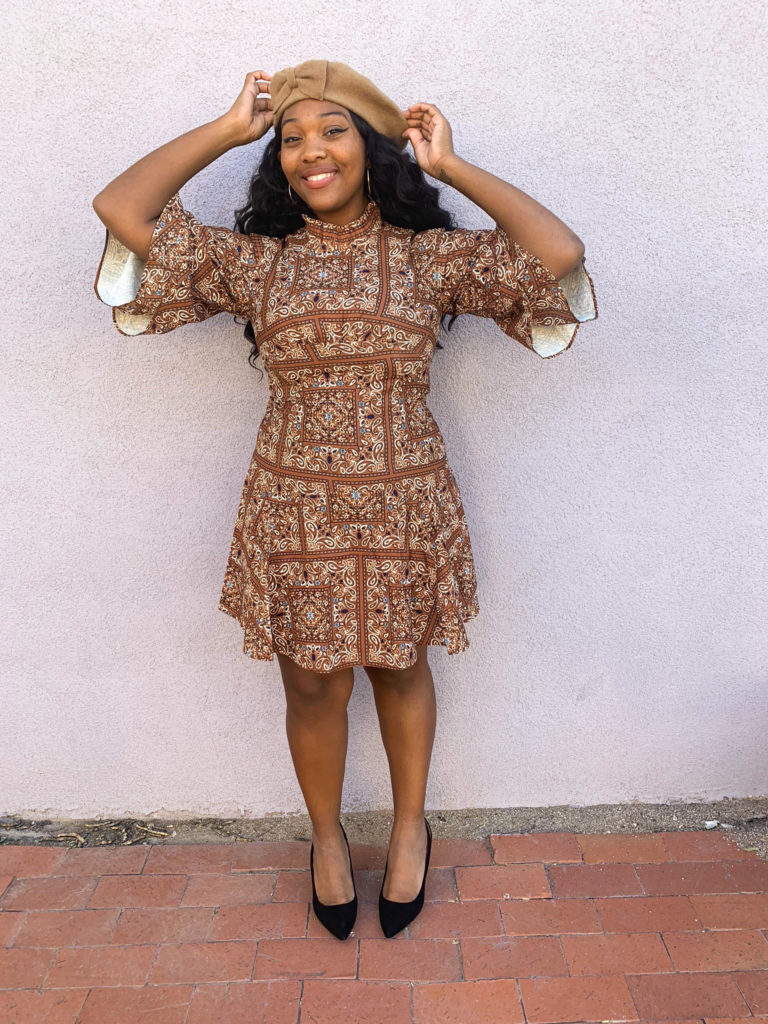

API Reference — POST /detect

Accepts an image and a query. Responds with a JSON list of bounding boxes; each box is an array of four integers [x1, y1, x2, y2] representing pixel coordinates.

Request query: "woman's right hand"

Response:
[[222, 71, 275, 146]]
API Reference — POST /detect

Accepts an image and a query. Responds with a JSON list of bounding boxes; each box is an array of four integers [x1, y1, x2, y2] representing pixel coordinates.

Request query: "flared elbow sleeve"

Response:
[[93, 192, 282, 337], [413, 224, 598, 358]]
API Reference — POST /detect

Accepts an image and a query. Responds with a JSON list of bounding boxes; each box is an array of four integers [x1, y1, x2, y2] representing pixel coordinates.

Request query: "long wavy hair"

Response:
[[232, 109, 459, 372]]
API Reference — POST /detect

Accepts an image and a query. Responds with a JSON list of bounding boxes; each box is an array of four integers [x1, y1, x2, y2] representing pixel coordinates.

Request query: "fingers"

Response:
[[246, 70, 273, 93], [402, 102, 441, 118], [402, 103, 444, 135]]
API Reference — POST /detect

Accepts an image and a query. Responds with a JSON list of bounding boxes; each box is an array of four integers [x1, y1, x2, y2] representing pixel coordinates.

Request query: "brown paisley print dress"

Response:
[[94, 193, 597, 671]]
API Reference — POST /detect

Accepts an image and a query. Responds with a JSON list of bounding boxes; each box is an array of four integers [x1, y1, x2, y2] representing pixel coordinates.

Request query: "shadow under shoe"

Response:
[[310, 819, 358, 941], [378, 816, 432, 938]]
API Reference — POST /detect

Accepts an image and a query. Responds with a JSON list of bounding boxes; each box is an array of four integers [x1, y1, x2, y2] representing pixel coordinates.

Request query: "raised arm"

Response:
[[92, 71, 275, 260], [401, 102, 585, 280]]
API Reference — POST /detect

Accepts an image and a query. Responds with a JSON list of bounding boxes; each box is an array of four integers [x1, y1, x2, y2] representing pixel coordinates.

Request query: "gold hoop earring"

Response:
[[366, 168, 372, 195], [288, 183, 295, 202]]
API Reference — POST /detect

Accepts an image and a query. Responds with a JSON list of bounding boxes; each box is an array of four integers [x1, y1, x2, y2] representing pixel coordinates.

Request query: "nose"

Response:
[[299, 133, 329, 161]]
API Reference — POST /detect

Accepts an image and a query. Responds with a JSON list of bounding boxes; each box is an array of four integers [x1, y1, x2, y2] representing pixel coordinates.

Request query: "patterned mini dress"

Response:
[[94, 194, 597, 672]]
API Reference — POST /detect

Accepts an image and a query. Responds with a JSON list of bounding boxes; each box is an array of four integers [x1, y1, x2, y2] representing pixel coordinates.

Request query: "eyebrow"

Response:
[[281, 110, 350, 127]]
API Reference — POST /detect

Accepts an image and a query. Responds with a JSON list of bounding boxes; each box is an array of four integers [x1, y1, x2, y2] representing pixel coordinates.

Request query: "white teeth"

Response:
[[306, 172, 335, 181]]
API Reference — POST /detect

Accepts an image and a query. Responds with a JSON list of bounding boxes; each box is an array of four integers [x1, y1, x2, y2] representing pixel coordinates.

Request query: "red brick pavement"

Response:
[[0, 829, 767, 1022]]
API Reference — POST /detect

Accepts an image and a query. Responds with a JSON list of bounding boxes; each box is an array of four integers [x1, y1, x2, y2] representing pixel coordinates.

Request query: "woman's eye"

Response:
[[282, 128, 346, 144]]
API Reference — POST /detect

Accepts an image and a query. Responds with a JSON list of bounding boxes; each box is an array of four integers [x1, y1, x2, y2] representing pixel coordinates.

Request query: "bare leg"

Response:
[[276, 651, 356, 904], [364, 644, 435, 900]]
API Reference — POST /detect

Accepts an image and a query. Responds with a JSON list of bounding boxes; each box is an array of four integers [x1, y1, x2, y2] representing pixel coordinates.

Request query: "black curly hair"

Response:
[[231, 109, 459, 372]]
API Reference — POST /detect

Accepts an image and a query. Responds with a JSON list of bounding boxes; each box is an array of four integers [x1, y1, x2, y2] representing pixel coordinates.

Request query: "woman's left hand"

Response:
[[401, 103, 457, 179]]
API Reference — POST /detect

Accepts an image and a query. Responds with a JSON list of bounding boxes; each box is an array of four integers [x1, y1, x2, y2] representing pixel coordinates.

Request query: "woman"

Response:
[[92, 60, 597, 942]]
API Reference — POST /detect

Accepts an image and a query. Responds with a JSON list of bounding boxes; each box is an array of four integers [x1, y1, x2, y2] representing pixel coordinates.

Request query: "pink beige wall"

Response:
[[2, 0, 766, 817]]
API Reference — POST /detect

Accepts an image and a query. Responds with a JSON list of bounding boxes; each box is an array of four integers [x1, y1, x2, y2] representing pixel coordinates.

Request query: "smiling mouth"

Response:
[[302, 170, 338, 188]]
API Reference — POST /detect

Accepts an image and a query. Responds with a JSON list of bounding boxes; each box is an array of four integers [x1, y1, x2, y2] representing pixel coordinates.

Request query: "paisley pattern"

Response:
[[94, 192, 597, 671]]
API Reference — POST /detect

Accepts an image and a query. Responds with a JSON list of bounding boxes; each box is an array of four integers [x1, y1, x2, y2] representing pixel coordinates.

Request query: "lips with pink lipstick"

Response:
[[301, 167, 339, 190]]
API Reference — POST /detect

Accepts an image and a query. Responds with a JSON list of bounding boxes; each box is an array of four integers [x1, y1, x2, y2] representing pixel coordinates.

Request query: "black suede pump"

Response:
[[378, 816, 432, 938], [309, 819, 358, 940]]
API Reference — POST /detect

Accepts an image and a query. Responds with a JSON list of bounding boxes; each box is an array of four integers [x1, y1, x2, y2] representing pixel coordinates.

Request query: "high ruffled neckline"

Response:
[[300, 200, 382, 242]]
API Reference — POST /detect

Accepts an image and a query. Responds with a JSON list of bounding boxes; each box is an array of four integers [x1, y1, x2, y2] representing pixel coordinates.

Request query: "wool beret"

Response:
[[271, 59, 409, 150]]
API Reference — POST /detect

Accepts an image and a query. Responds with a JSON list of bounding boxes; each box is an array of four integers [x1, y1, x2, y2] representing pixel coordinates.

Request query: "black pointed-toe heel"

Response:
[[378, 816, 432, 938], [310, 819, 358, 940]]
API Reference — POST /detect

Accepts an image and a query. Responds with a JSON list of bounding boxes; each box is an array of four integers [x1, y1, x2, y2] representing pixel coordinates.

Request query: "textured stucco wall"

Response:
[[2, 0, 766, 818]]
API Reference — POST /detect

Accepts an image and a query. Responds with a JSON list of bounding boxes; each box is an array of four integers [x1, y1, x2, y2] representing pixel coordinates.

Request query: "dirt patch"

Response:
[[2, 797, 767, 860]]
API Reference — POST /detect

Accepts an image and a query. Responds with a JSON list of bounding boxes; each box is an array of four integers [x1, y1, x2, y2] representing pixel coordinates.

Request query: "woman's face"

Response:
[[278, 98, 368, 225]]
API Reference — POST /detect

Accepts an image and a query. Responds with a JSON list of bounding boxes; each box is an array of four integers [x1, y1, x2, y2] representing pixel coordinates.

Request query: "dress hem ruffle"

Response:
[[217, 598, 480, 672]]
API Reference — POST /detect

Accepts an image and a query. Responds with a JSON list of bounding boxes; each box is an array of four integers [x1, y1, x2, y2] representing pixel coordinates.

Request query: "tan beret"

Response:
[[271, 59, 409, 151]]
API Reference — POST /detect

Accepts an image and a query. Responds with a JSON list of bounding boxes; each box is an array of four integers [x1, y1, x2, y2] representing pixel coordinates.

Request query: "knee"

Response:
[[365, 646, 430, 689], [367, 668, 419, 692], [278, 655, 354, 710]]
